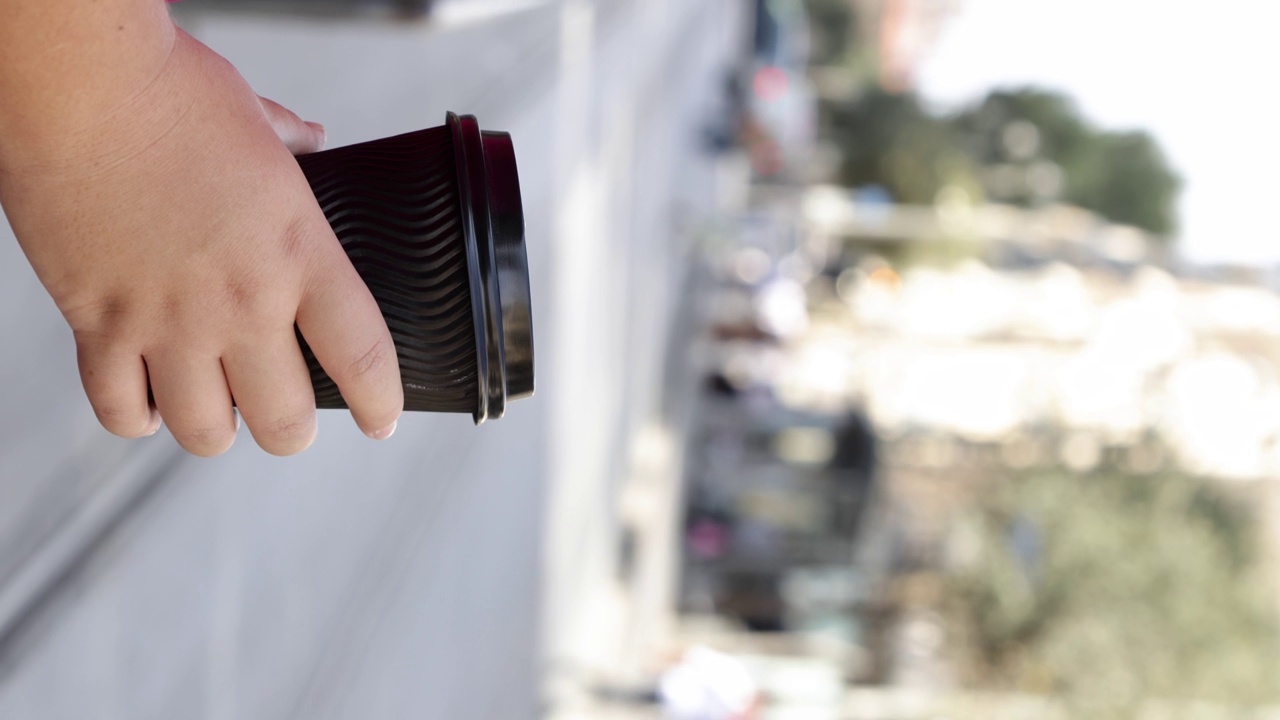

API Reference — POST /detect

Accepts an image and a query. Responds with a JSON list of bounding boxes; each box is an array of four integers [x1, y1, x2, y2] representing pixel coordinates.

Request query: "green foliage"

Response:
[[802, 0, 858, 65], [954, 88, 1182, 235], [829, 88, 983, 205], [1065, 130, 1182, 236], [955, 88, 1093, 167], [946, 470, 1280, 716], [823, 86, 1182, 238]]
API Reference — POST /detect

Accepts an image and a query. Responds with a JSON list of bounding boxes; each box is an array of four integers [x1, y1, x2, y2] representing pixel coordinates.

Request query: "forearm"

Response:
[[0, 0, 176, 165]]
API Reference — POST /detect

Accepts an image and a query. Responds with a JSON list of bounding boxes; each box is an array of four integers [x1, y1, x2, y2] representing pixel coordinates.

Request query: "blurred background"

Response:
[[2, 0, 1280, 718]]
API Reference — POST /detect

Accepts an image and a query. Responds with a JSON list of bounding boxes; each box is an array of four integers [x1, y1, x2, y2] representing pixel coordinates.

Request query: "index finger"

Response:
[[296, 229, 402, 439]]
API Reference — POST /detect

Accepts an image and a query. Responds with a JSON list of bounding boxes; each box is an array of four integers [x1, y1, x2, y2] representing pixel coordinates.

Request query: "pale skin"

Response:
[[0, 0, 403, 456]]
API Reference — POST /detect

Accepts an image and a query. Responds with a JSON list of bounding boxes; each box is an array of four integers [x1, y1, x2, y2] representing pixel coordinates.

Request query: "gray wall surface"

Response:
[[0, 1, 742, 717]]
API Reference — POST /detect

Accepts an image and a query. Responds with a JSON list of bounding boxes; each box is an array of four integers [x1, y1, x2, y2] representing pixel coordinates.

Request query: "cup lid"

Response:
[[448, 112, 535, 423]]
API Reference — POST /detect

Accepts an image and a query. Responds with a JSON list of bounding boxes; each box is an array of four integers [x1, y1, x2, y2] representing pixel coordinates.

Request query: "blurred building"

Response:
[[849, 0, 960, 92], [798, 185, 1280, 482]]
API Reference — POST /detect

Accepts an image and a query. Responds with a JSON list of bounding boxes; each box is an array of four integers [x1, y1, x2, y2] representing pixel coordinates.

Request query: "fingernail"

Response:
[[143, 412, 162, 437], [368, 421, 397, 441], [306, 121, 327, 148]]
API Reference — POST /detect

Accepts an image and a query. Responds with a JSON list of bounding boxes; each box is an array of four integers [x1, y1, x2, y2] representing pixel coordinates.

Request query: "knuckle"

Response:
[[252, 410, 317, 455], [280, 216, 317, 267], [220, 276, 261, 313], [158, 292, 184, 326], [214, 276, 281, 333], [178, 425, 236, 458], [65, 296, 129, 337], [345, 338, 397, 383], [94, 405, 148, 438]]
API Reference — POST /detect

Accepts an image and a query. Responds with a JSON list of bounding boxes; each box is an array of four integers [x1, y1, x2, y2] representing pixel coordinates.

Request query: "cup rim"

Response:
[[449, 112, 534, 424]]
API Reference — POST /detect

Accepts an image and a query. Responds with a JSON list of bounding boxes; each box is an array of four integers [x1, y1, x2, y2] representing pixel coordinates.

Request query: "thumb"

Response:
[[259, 96, 327, 155]]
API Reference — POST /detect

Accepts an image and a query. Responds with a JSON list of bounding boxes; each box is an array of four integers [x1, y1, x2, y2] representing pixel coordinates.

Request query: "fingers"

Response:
[[258, 96, 326, 155], [222, 333, 317, 457], [146, 350, 238, 457], [296, 239, 402, 440], [76, 338, 160, 439], [74, 221, 400, 455]]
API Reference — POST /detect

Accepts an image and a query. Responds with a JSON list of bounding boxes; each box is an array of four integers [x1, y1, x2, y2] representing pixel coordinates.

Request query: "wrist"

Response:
[[0, 28, 194, 181], [0, 0, 178, 171]]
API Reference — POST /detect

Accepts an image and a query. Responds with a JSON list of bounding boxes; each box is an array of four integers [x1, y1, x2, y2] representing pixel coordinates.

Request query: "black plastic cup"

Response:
[[294, 112, 534, 424]]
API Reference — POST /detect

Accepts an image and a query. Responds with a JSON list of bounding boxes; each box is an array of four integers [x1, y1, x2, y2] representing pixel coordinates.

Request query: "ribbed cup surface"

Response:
[[295, 127, 479, 414]]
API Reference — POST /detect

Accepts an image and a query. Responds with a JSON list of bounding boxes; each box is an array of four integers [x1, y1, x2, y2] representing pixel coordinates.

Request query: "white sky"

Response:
[[915, 0, 1280, 265]]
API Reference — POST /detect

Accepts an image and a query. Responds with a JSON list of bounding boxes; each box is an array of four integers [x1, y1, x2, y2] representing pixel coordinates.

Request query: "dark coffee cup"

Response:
[[294, 112, 533, 424]]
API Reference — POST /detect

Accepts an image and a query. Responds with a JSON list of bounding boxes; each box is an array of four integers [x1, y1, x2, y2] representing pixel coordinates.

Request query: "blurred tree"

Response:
[[946, 470, 1280, 716], [955, 88, 1182, 235], [802, 0, 858, 65], [829, 88, 982, 205], [822, 86, 1181, 238], [954, 88, 1092, 167], [1066, 130, 1181, 236]]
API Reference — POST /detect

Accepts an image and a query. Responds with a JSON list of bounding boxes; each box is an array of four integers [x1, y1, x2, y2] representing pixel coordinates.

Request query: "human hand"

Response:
[[0, 28, 402, 456]]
